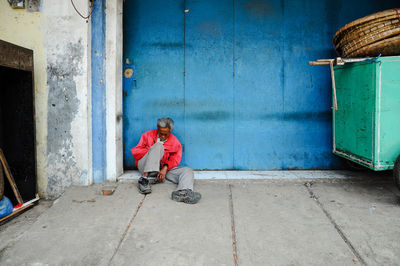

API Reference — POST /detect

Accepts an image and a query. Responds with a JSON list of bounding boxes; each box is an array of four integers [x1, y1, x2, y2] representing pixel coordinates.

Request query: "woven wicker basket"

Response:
[[334, 17, 399, 50], [333, 9, 400, 58], [341, 23, 400, 57], [347, 35, 400, 57], [333, 9, 399, 43]]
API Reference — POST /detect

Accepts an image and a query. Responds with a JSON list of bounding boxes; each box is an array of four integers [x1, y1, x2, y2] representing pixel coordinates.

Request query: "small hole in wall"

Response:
[[52, 104, 56, 107]]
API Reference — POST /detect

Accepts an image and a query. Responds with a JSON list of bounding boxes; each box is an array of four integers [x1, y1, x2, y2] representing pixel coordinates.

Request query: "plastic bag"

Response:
[[0, 196, 13, 218]]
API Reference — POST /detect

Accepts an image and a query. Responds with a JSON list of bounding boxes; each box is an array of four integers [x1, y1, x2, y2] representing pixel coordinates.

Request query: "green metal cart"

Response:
[[332, 56, 400, 188]]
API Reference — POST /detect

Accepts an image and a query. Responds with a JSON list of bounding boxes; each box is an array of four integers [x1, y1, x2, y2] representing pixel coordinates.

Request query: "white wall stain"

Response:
[[42, 0, 92, 198]]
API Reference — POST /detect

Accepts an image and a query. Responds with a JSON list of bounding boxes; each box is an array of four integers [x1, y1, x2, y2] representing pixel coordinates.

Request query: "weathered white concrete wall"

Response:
[[106, 0, 124, 181], [0, 1, 92, 198], [42, 0, 92, 197]]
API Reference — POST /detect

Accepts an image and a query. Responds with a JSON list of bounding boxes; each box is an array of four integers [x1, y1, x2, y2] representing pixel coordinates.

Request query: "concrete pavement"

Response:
[[1, 170, 399, 265]]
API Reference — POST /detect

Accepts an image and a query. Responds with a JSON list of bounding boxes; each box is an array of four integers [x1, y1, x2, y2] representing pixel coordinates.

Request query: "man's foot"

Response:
[[171, 189, 201, 204], [138, 177, 151, 194], [146, 171, 159, 184]]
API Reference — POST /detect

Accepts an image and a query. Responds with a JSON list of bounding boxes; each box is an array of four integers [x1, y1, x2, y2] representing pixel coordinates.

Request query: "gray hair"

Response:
[[157, 117, 174, 131]]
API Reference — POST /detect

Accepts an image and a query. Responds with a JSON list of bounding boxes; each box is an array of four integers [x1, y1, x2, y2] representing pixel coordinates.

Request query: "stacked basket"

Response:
[[333, 9, 400, 58]]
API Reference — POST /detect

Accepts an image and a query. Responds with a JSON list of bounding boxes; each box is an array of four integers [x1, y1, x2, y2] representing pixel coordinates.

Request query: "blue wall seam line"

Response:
[[232, 0, 236, 169], [281, 0, 286, 169], [184, 0, 187, 159]]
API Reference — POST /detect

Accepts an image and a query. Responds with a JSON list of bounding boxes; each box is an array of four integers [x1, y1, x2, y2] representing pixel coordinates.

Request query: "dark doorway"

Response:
[[0, 41, 36, 205]]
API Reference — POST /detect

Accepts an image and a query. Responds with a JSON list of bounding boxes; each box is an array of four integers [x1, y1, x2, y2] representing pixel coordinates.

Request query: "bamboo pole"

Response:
[[329, 61, 338, 111], [0, 148, 23, 204]]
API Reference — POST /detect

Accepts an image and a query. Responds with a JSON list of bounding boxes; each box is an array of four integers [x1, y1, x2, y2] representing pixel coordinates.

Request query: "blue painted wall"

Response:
[[123, 0, 185, 168], [123, 0, 397, 170], [92, 0, 106, 182], [185, 0, 235, 169]]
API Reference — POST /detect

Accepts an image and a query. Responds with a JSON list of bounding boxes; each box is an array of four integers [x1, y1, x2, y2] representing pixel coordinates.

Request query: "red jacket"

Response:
[[131, 129, 182, 170]]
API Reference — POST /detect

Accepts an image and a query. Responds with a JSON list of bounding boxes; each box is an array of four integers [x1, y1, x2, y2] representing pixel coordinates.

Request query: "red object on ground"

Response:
[[13, 203, 23, 209]]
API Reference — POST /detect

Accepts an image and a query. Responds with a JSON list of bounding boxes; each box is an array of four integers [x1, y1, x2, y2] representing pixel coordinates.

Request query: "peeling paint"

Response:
[[46, 42, 83, 198]]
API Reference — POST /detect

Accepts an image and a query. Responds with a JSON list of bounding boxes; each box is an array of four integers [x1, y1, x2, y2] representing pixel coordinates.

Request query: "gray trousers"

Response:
[[138, 142, 194, 191]]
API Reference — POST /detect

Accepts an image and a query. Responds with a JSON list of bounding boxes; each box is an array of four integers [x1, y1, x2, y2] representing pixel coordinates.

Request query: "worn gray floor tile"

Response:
[[310, 176, 400, 265], [0, 183, 143, 266], [231, 180, 356, 266], [111, 180, 234, 266]]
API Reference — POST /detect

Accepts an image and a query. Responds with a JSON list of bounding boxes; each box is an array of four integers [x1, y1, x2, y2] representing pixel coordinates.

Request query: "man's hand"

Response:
[[157, 165, 168, 182]]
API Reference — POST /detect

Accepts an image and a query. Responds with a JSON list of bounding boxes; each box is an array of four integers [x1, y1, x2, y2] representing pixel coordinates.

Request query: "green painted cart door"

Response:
[[333, 57, 400, 170], [334, 62, 376, 165]]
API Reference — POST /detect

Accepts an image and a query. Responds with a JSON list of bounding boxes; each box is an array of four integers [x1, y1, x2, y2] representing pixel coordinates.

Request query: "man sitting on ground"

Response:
[[131, 117, 201, 204]]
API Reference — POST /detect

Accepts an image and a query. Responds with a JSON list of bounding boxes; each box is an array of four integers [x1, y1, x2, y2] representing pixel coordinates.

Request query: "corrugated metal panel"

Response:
[[123, 0, 185, 168], [123, 0, 397, 170], [185, 0, 234, 169]]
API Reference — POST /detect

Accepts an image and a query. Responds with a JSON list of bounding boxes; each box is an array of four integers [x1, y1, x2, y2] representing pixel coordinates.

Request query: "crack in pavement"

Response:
[[304, 182, 367, 266], [108, 194, 146, 265], [228, 184, 239, 266]]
